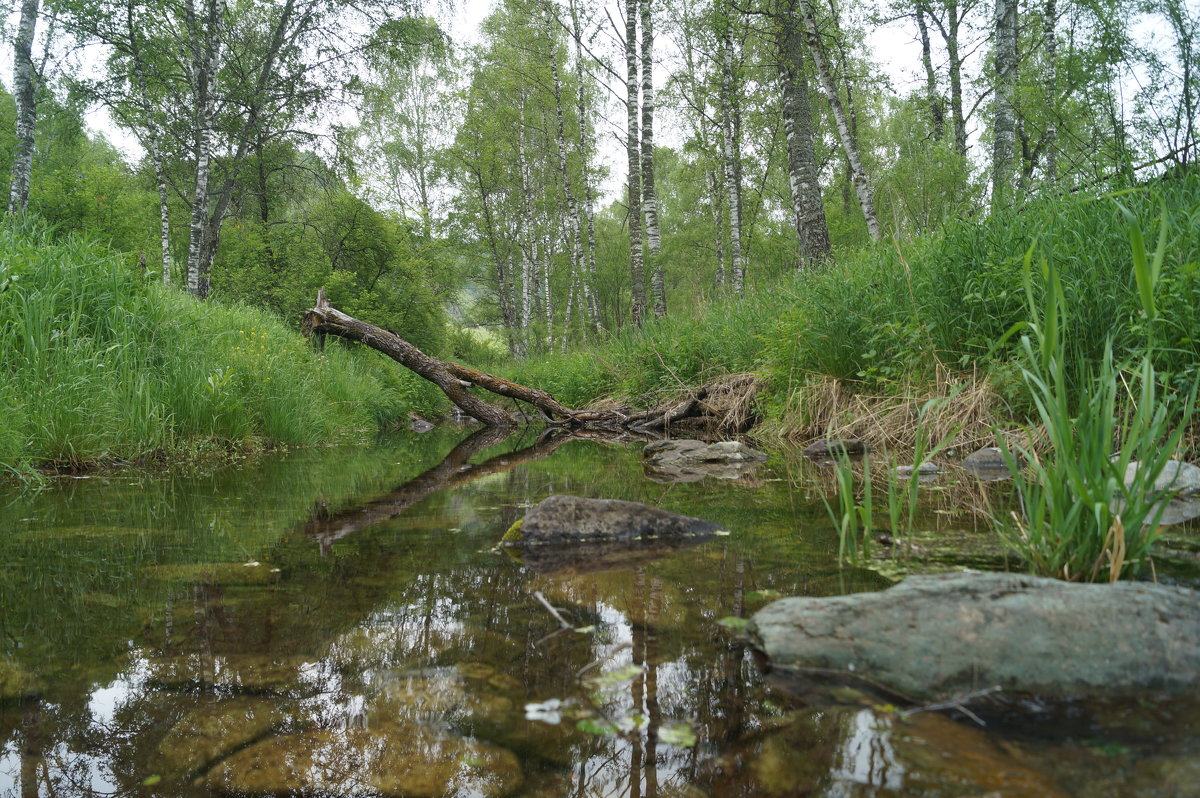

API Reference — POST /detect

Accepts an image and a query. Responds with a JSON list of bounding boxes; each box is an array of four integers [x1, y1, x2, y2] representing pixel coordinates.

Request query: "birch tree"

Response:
[[799, 0, 882, 240], [776, 0, 831, 268], [625, 0, 647, 324], [641, 0, 666, 318], [8, 0, 43, 215], [990, 0, 1018, 205]]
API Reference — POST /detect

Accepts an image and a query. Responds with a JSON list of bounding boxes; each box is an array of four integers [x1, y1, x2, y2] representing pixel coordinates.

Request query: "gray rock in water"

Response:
[[644, 439, 766, 465], [507, 494, 725, 546], [642, 440, 767, 482], [802, 439, 867, 459], [751, 572, 1200, 701], [409, 416, 436, 433], [960, 446, 1015, 481], [893, 462, 939, 479], [1124, 459, 1200, 497]]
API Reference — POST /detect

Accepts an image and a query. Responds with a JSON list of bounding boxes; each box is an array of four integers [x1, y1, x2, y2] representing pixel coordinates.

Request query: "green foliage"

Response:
[[0, 222, 443, 473], [762, 174, 1200, 400]]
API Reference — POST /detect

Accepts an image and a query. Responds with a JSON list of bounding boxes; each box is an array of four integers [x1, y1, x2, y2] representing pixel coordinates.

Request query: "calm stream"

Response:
[[1, 430, 1197, 797]]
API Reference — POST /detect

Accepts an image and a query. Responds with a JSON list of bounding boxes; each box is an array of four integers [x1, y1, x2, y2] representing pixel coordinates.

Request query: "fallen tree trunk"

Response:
[[301, 290, 759, 432]]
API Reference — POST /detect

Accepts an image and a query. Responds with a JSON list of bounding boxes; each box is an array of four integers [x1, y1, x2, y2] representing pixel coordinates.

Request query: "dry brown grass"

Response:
[[762, 368, 1013, 453]]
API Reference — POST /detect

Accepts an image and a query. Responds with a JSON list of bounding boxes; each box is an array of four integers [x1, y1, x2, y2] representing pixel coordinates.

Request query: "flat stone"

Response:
[[506, 494, 724, 546], [205, 725, 523, 797], [751, 572, 1200, 701], [409, 417, 436, 433], [802, 439, 867, 459], [156, 697, 281, 777]]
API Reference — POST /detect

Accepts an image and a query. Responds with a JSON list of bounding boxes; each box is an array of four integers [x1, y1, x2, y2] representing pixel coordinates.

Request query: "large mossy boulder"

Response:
[[751, 572, 1200, 701], [156, 697, 282, 778]]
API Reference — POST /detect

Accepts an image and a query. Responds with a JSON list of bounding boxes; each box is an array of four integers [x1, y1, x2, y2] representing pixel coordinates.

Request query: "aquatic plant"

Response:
[[995, 204, 1194, 581]]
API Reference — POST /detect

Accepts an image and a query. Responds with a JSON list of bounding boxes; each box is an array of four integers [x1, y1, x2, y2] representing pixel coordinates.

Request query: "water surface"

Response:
[[1, 430, 1196, 796]]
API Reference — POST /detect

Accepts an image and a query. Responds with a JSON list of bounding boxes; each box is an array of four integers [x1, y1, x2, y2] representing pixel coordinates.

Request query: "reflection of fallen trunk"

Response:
[[305, 428, 579, 553]]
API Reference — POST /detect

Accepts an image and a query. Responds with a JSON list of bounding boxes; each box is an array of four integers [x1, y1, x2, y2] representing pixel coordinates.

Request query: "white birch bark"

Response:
[[549, 53, 586, 346], [799, 0, 882, 241], [568, 0, 602, 331], [625, 0, 646, 325], [153, 145, 173, 284], [641, 0, 665, 318], [991, 0, 1019, 205], [185, 0, 226, 298], [778, 2, 831, 268], [8, 0, 40, 216], [719, 35, 745, 294], [1042, 0, 1058, 185], [709, 167, 727, 290]]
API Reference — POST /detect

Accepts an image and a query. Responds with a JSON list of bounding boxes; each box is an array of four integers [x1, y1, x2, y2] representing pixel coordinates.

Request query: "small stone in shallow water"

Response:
[[508, 495, 724, 546], [0, 660, 41, 701]]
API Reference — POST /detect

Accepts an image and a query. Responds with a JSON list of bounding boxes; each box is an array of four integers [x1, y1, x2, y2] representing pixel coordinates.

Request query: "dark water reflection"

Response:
[[1, 431, 1196, 796]]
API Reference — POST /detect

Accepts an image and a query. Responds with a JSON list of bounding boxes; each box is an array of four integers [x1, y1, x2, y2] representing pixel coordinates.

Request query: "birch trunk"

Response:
[[719, 35, 745, 294], [709, 168, 727, 290], [991, 0, 1019, 205], [569, 0, 602, 331], [1042, 0, 1058, 185], [541, 233, 553, 349], [8, 0, 40, 216], [185, 0, 226, 298], [640, 0, 665, 318], [153, 144, 173, 284], [549, 55, 586, 343], [472, 167, 521, 357], [916, 3, 945, 139], [626, 0, 646, 326], [799, 0, 882, 241], [778, 2, 831, 268]]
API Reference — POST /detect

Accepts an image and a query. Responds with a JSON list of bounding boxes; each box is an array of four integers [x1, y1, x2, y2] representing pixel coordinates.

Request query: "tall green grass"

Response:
[[0, 222, 444, 473]]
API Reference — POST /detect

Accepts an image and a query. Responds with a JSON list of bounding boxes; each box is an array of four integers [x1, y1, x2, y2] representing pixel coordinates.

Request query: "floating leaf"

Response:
[[586, 664, 645, 689], [142, 775, 162, 786], [660, 721, 698, 748], [574, 625, 596, 634], [576, 718, 620, 736], [716, 616, 750, 631], [745, 590, 781, 601], [525, 699, 566, 724]]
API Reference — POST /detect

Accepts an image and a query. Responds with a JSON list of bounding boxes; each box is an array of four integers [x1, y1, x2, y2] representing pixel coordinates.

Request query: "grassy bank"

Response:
[[0, 223, 444, 477], [500, 174, 1200, 445]]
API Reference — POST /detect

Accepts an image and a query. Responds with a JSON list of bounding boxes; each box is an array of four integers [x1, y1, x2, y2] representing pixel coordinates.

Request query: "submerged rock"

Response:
[[409, 416, 436, 433], [740, 706, 1068, 798], [147, 654, 314, 695], [504, 494, 724, 546], [802, 439, 867, 459], [751, 572, 1200, 701], [205, 724, 522, 797], [0, 660, 41, 701], [141, 561, 281, 586], [156, 697, 282, 778]]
